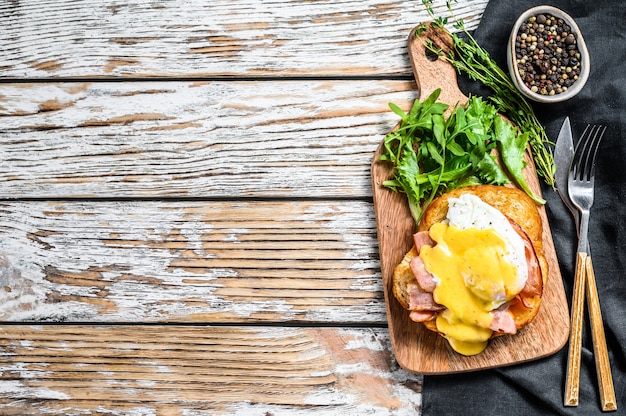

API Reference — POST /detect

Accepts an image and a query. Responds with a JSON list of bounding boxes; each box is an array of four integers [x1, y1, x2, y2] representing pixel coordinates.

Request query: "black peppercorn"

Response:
[[514, 12, 582, 96]]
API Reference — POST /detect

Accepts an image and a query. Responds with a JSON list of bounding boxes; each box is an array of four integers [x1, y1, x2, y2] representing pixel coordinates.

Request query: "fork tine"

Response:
[[572, 125, 606, 182]]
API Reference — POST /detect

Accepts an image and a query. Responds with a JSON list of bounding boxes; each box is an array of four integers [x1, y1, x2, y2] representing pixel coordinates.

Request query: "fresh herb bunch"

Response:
[[420, 0, 556, 188], [380, 88, 543, 225]]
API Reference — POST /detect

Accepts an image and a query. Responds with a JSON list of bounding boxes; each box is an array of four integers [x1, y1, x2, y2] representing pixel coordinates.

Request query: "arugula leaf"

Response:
[[494, 117, 546, 204], [381, 89, 542, 225], [473, 149, 508, 184], [420, 1, 556, 187]]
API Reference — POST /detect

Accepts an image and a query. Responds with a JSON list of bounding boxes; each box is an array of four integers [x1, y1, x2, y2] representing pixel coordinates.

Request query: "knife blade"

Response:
[[554, 116, 579, 229]]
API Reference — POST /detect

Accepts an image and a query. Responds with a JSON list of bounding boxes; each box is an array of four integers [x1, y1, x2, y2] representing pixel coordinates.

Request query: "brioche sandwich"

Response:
[[392, 185, 547, 356]]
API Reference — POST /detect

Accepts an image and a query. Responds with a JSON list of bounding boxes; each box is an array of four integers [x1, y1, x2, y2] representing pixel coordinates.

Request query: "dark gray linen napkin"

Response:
[[422, 1, 626, 415]]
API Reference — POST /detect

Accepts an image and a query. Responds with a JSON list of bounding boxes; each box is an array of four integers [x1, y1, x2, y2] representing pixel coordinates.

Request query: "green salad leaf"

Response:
[[419, 0, 556, 188], [380, 88, 543, 225], [494, 116, 545, 204]]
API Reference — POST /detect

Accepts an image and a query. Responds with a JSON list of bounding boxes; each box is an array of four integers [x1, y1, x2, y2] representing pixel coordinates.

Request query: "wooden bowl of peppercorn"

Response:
[[507, 5, 589, 103]]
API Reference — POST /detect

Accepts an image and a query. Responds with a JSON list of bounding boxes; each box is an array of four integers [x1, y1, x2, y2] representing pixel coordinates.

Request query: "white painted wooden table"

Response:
[[0, 0, 488, 413]]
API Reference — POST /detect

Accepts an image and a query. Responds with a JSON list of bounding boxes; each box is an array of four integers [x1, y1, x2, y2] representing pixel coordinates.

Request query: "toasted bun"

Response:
[[393, 185, 547, 337], [392, 246, 419, 311]]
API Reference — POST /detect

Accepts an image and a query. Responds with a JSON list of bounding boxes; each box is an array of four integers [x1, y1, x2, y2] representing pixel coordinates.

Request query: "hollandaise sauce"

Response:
[[419, 194, 528, 356]]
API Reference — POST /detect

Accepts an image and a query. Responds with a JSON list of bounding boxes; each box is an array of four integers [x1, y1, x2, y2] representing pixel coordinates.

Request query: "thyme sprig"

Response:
[[420, 0, 556, 187]]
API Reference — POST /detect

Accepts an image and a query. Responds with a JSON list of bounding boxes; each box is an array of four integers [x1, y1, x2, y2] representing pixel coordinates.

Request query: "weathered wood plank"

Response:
[[0, 200, 386, 323], [0, 80, 416, 199], [0, 325, 422, 415], [0, 0, 487, 79]]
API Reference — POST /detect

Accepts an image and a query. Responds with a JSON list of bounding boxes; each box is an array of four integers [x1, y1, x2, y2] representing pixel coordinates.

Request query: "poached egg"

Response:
[[419, 193, 529, 355]]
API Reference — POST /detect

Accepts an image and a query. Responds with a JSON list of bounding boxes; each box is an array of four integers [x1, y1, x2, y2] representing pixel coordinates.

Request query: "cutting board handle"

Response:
[[408, 23, 468, 109]]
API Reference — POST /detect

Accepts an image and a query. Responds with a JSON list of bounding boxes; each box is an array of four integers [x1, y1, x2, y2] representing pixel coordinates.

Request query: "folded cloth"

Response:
[[422, 1, 626, 415]]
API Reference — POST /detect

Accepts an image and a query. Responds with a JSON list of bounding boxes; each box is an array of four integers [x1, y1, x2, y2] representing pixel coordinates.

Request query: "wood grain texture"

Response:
[[0, 80, 417, 199], [0, 325, 422, 415], [565, 251, 586, 406], [0, 0, 501, 412], [372, 24, 570, 374], [0, 0, 488, 79], [0, 200, 387, 323], [585, 256, 617, 411]]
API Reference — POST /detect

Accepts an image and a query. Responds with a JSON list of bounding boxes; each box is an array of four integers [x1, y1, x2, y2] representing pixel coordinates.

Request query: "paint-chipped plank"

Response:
[[0, 0, 487, 79], [0, 200, 386, 323], [0, 325, 422, 415], [0, 80, 417, 199]]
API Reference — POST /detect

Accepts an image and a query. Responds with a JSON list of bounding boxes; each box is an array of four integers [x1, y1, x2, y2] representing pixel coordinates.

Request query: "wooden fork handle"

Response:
[[586, 256, 618, 411], [565, 251, 586, 407]]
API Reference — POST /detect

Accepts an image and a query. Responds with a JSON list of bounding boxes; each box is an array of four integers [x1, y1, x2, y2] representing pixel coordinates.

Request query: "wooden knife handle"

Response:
[[585, 256, 617, 412], [564, 251, 587, 406]]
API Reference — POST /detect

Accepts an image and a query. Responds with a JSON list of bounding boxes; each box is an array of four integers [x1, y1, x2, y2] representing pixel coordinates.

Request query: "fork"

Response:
[[563, 125, 616, 411]]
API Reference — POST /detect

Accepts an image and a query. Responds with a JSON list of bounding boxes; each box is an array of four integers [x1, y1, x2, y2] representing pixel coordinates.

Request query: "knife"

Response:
[[558, 116, 584, 407], [554, 116, 579, 229], [556, 117, 617, 411]]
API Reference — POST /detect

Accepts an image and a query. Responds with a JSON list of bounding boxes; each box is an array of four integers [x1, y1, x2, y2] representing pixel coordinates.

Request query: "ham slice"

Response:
[[409, 255, 437, 292], [410, 231, 438, 293], [410, 310, 436, 322], [490, 308, 517, 334], [519, 234, 542, 298], [407, 284, 442, 311], [413, 231, 434, 253], [406, 283, 443, 322], [507, 218, 542, 303], [404, 231, 441, 324]]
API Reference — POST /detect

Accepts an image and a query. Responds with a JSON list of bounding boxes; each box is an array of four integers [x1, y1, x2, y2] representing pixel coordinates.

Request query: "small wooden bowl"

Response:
[[507, 6, 590, 103]]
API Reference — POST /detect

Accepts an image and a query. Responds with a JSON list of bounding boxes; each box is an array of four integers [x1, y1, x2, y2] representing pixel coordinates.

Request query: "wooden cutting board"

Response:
[[371, 23, 570, 374]]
